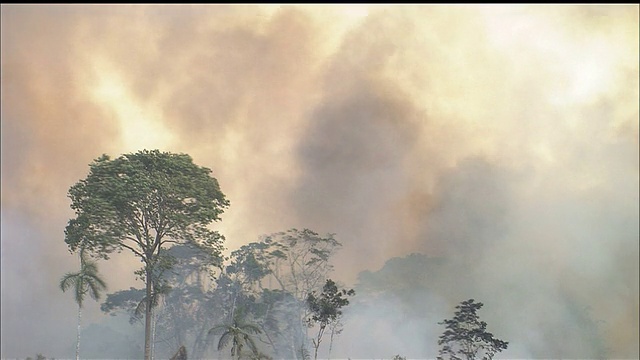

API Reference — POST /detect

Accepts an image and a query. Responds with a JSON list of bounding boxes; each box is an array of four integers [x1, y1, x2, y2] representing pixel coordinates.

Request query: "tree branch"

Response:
[[120, 239, 145, 259]]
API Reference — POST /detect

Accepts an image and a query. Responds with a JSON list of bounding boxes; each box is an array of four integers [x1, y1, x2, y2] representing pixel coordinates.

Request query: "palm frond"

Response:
[[60, 254, 107, 307], [209, 314, 263, 359], [59, 272, 81, 292], [92, 274, 108, 295], [208, 324, 227, 335], [87, 278, 103, 301], [240, 323, 262, 335], [90, 272, 107, 288], [243, 334, 259, 355], [217, 332, 232, 352]]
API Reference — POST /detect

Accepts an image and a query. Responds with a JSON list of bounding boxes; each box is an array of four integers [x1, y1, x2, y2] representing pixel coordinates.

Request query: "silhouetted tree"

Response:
[[437, 299, 508, 360], [306, 279, 355, 360], [228, 228, 342, 359], [60, 249, 107, 360]]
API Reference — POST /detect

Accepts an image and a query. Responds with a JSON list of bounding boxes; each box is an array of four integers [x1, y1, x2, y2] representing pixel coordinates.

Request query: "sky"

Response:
[[1, 4, 638, 359]]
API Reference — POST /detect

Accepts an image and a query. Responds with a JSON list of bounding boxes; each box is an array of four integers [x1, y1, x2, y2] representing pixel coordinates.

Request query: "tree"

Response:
[[154, 244, 223, 358], [101, 287, 147, 323], [64, 149, 229, 360], [265, 229, 341, 301], [208, 311, 263, 360], [223, 228, 342, 359], [437, 299, 508, 360], [265, 229, 342, 358], [100, 243, 223, 358], [306, 279, 355, 360], [59, 249, 108, 360]]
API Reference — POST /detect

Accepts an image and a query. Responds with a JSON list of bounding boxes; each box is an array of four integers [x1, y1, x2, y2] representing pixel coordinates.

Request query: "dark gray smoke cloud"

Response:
[[1, 4, 638, 358]]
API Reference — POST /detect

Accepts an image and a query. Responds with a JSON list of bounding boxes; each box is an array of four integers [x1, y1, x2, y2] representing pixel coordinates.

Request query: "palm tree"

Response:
[[59, 250, 107, 360], [208, 312, 263, 360]]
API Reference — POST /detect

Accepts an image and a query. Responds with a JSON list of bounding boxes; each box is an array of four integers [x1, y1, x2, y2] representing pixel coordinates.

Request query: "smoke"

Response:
[[1, 4, 638, 358]]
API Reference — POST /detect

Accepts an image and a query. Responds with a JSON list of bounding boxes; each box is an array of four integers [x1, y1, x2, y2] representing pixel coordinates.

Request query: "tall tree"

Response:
[[64, 149, 229, 360], [222, 229, 342, 359], [265, 229, 342, 358], [437, 299, 508, 360], [59, 250, 108, 360], [306, 279, 355, 360]]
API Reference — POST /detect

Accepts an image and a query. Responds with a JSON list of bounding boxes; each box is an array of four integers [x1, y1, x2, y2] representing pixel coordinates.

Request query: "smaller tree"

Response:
[[208, 311, 263, 360], [60, 250, 108, 360], [306, 279, 355, 360], [437, 299, 508, 360]]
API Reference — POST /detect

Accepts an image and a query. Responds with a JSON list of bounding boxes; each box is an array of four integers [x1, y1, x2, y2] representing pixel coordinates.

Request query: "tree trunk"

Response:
[[151, 306, 156, 359], [76, 305, 82, 360], [145, 267, 153, 360], [327, 326, 335, 360]]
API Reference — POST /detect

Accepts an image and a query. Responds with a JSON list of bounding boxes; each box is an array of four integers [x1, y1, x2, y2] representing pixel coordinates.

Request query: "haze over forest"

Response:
[[1, 4, 638, 359]]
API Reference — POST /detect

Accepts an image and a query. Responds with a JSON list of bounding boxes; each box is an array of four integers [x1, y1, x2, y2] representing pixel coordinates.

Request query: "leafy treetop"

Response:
[[437, 299, 508, 360], [65, 149, 229, 261]]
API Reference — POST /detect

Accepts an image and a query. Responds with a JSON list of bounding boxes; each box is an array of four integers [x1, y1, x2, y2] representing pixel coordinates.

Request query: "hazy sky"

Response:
[[1, 4, 638, 359]]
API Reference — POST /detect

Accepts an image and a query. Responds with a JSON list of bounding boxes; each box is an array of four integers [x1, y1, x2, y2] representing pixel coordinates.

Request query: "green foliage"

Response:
[[437, 299, 508, 360], [306, 279, 355, 360], [208, 311, 263, 360], [101, 287, 146, 323], [307, 279, 355, 328], [64, 149, 228, 360], [228, 241, 273, 290], [60, 249, 108, 360], [98, 245, 227, 357], [225, 228, 343, 359], [99, 269, 172, 340], [60, 250, 107, 307], [65, 149, 228, 259], [93, 226, 344, 359]]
